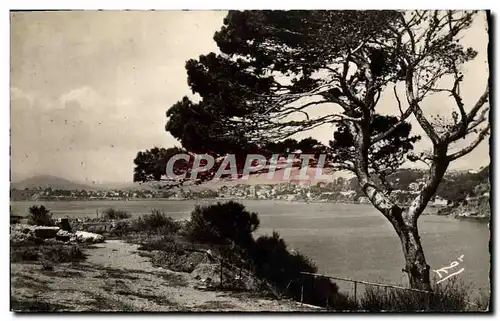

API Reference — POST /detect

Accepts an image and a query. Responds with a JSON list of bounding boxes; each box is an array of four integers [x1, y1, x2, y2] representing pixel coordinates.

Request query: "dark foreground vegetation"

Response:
[[11, 202, 489, 311]]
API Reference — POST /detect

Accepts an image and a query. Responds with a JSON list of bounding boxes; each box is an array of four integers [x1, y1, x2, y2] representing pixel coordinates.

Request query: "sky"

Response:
[[10, 10, 490, 184]]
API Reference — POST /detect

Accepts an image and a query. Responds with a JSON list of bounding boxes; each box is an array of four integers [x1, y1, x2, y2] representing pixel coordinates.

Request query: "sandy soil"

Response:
[[11, 240, 319, 312]]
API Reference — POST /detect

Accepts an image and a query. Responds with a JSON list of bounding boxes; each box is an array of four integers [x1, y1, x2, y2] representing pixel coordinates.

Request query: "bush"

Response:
[[10, 246, 40, 262], [471, 290, 490, 311], [136, 235, 212, 273], [250, 231, 316, 285], [132, 209, 181, 234], [110, 220, 132, 237], [102, 208, 131, 220], [27, 205, 55, 226], [41, 259, 54, 271], [357, 279, 470, 311], [10, 215, 22, 224], [186, 201, 259, 249], [247, 231, 342, 307], [183, 201, 340, 307], [137, 234, 191, 253], [40, 244, 86, 263], [11, 244, 85, 263]]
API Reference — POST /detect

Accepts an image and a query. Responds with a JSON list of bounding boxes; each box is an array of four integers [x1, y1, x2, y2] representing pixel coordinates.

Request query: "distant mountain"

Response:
[[10, 175, 95, 190]]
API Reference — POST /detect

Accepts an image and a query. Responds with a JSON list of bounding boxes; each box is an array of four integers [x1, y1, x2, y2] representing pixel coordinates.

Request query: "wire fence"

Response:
[[204, 254, 486, 311], [298, 271, 432, 308]]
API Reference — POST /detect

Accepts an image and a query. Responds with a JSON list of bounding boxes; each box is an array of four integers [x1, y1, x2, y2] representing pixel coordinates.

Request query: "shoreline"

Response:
[[10, 198, 488, 223], [10, 197, 445, 207]]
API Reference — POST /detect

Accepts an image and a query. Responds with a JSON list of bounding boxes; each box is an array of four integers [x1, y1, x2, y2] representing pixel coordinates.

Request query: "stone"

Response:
[[33, 226, 60, 239], [59, 218, 72, 232], [56, 229, 73, 242], [74, 231, 105, 244]]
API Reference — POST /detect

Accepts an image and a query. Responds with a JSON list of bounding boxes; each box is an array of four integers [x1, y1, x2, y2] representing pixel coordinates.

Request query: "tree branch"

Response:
[[447, 124, 490, 161], [394, 85, 404, 115], [467, 86, 489, 123], [371, 103, 415, 144], [339, 58, 366, 109], [407, 145, 450, 222], [446, 85, 489, 143], [405, 67, 441, 144]]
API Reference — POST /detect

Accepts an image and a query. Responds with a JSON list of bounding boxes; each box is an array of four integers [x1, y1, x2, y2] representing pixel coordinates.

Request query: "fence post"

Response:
[[300, 275, 304, 305], [311, 274, 315, 302], [354, 281, 357, 303], [220, 258, 223, 288]]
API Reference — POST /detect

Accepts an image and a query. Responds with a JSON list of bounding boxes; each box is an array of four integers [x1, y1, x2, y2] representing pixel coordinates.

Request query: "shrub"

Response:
[[251, 231, 317, 286], [132, 209, 181, 234], [27, 205, 55, 226], [110, 220, 132, 236], [326, 292, 360, 311], [10, 215, 22, 224], [183, 202, 340, 307], [137, 234, 191, 253], [471, 290, 490, 311], [40, 244, 86, 263], [186, 201, 259, 249], [248, 231, 342, 307], [102, 208, 131, 220], [357, 279, 470, 311], [11, 244, 85, 263], [136, 235, 212, 273], [428, 279, 470, 311], [41, 259, 54, 271], [10, 246, 40, 262]]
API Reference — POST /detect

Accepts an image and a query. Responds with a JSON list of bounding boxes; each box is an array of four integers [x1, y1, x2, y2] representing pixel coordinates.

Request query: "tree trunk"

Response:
[[356, 177, 432, 291], [393, 220, 431, 291], [351, 123, 443, 292]]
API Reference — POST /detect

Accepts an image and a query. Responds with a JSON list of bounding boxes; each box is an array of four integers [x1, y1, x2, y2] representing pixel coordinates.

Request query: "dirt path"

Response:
[[85, 240, 159, 272], [11, 240, 318, 312]]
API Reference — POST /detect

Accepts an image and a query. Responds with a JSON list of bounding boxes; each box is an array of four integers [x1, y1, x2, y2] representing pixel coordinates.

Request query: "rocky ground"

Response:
[[11, 239, 320, 312]]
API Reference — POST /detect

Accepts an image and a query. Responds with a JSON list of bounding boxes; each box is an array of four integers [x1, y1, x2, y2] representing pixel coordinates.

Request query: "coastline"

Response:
[[11, 197, 487, 222], [11, 196, 439, 207]]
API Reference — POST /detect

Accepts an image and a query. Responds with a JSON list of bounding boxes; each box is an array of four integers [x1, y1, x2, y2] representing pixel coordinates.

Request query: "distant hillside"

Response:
[[437, 165, 490, 220], [436, 165, 490, 204], [10, 175, 95, 191]]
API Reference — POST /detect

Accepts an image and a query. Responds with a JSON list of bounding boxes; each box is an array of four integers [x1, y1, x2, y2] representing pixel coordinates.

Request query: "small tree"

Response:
[[186, 201, 259, 249], [27, 205, 54, 226]]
